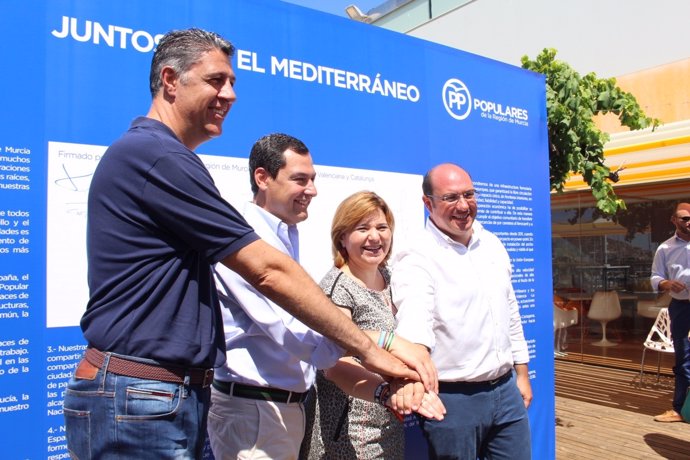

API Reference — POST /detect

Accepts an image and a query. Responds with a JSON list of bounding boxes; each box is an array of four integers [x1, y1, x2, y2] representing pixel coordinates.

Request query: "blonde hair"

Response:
[[330, 191, 395, 268]]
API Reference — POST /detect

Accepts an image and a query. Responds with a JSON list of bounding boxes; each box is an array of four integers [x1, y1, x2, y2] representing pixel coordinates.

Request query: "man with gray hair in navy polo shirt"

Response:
[[62, 28, 422, 460]]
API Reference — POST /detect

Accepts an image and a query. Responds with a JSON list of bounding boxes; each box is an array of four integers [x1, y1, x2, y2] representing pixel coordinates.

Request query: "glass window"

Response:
[[552, 181, 689, 372]]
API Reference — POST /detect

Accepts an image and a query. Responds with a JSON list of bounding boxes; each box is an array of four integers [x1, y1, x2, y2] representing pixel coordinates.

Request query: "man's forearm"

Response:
[[222, 239, 374, 355]]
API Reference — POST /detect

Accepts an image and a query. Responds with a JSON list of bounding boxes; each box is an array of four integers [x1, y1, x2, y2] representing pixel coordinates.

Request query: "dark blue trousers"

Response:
[[669, 299, 690, 413], [420, 372, 531, 460]]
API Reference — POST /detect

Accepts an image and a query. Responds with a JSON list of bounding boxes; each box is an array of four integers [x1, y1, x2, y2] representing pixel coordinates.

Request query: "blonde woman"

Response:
[[301, 191, 444, 460]]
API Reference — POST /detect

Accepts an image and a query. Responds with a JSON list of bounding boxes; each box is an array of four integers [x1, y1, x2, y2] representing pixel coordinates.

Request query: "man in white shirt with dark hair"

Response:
[[208, 133, 340, 459]]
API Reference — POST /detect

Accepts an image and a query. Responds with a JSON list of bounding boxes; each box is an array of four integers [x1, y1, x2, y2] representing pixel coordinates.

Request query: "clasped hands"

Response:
[[386, 378, 446, 421], [384, 337, 445, 420]]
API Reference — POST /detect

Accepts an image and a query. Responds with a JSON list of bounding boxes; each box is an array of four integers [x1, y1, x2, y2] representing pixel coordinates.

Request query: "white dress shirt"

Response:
[[213, 202, 343, 392], [650, 233, 690, 300], [391, 219, 529, 382]]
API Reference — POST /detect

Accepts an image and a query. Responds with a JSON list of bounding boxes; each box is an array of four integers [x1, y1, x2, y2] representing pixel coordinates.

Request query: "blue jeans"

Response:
[[420, 372, 531, 460], [669, 299, 690, 413], [63, 353, 210, 459]]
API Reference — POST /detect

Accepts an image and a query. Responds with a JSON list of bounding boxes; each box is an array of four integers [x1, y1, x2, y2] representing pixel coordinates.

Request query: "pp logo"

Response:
[[442, 78, 472, 120]]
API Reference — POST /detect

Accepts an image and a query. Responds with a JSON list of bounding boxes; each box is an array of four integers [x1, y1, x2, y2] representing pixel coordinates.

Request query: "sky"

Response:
[[279, 0, 385, 16]]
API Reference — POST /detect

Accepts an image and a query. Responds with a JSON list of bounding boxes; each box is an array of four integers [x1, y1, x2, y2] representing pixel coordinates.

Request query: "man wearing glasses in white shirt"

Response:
[[391, 163, 532, 460]]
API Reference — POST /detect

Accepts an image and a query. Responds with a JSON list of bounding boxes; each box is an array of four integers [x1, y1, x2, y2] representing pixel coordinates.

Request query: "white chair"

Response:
[[636, 291, 672, 319], [554, 304, 578, 355], [587, 291, 621, 347], [638, 307, 674, 384]]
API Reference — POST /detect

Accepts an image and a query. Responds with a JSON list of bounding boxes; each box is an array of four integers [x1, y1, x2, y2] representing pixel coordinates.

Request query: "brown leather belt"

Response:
[[84, 348, 213, 387]]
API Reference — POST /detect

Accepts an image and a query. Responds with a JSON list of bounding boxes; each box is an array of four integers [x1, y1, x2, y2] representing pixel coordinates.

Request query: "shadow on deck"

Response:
[[555, 359, 689, 459]]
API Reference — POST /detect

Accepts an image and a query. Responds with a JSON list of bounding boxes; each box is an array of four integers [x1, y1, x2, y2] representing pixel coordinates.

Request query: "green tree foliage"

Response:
[[521, 49, 659, 215]]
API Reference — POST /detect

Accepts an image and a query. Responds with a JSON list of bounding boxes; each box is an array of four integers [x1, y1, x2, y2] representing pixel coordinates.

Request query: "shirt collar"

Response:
[[673, 232, 690, 244], [246, 203, 300, 260], [247, 202, 283, 233], [425, 218, 484, 248]]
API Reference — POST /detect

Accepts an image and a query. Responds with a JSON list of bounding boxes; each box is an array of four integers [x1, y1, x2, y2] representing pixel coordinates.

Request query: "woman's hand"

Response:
[[387, 378, 446, 420]]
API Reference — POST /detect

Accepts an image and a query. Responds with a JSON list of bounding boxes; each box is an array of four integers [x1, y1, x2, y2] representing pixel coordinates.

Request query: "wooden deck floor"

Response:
[[555, 359, 690, 459]]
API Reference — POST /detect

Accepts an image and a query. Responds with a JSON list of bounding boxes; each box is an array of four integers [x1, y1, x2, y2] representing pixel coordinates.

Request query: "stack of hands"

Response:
[[382, 334, 446, 421]]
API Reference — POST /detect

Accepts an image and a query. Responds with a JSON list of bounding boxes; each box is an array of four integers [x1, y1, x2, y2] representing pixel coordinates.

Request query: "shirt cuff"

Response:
[[311, 339, 345, 369]]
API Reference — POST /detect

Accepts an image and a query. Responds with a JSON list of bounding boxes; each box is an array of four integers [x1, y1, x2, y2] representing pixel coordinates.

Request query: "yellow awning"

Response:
[[562, 119, 690, 190]]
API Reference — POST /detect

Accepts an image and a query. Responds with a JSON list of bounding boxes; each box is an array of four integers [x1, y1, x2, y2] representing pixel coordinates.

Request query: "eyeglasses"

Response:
[[676, 216, 690, 222], [426, 189, 477, 204]]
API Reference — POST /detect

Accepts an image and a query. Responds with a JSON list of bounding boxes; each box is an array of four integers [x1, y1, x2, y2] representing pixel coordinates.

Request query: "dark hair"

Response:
[[422, 169, 433, 197], [331, 191, 395, 268], [248, 133, 310, 195], [149, 28, 235, 97]]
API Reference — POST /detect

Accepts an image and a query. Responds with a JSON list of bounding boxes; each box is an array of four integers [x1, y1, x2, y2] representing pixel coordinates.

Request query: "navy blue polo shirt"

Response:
[[81, 117, 259, 368]]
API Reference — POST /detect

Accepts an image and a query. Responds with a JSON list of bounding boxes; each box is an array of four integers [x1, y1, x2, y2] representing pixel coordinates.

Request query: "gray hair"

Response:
[[149, 28, 235, 97]]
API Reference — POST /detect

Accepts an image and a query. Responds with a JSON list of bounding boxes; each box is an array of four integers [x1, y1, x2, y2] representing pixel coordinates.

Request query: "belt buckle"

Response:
[[202, 369, 214, 388], [489, 373, 507, 386], [285, 390, 304, 404]]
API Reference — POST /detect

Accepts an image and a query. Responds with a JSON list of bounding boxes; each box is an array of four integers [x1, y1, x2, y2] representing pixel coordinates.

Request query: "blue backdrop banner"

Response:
[[0, 0, 553, 458]]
